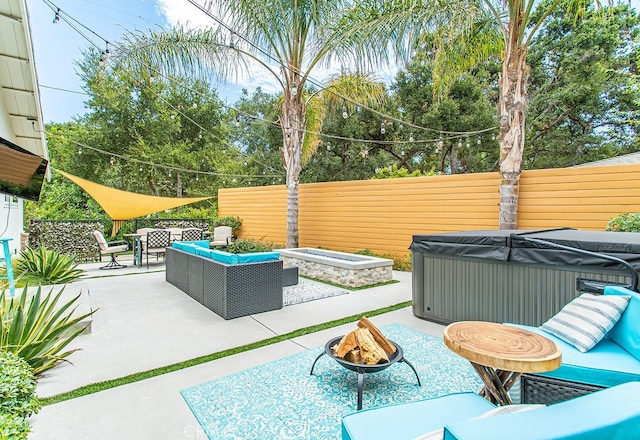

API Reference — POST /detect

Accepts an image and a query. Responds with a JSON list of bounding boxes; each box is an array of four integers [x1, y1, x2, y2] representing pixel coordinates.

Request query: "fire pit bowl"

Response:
[[323, 335, 403, 373], [310, 335, 422, 410]]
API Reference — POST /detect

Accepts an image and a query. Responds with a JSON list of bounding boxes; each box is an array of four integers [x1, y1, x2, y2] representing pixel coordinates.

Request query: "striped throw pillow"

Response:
[[540, 293, 630, 353]]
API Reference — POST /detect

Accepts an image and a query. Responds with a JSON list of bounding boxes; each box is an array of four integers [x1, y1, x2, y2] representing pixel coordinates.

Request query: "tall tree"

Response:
[[525, 2, 640, 168], [115, 1, 384, 247], [346, 0, 591, 229]]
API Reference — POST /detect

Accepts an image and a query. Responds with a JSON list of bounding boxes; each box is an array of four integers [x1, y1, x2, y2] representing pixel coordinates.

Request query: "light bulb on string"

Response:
[[380, 122, 386, 135], [438, 137, 444, 149], [458, 139, 463, 148], [78, 147, 82, 155], [192, 103, 197, 109], [477, 137, 482, 145], [170, 114, 176, 119], [53, 8, 60, 24], [492, 134, 496, 141], [466, 139, 470, 148], [342, 106, 348, 119], [196, 174, 199, 181], [326, 143, 331, 151], [198, 133, 202, 139], [409, 133, 414, 142], [168, 169, 172, 177], [401, 149, 405, 156], [139, 165, 143, 172], [235, 116, 241, 127], [291, 82, 298, 96], [110, 156, 115, 165]]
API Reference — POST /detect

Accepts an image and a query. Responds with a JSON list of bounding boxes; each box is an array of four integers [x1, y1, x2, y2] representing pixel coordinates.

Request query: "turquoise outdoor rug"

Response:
[[181, 324, 483, 440]]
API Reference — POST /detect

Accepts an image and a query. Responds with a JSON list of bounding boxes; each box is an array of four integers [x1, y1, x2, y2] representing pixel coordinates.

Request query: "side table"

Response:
[[444, 321, 561, 405]]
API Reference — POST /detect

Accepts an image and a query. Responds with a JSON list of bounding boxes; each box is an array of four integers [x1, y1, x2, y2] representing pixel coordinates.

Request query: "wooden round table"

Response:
[[444, 321, 561, 405]]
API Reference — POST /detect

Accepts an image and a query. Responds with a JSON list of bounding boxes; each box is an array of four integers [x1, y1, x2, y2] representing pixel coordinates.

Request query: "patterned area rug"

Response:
[[181, 324, 483, 440], [283, 278, 349, 306]]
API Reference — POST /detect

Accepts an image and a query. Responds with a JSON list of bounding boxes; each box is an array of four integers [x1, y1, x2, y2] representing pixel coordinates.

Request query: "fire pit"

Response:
[[310, 335, 422, 410]]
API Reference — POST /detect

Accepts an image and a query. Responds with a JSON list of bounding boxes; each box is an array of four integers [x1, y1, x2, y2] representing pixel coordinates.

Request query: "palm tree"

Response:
[[346, 0, 588, 229], [114, 1, 384, 247]]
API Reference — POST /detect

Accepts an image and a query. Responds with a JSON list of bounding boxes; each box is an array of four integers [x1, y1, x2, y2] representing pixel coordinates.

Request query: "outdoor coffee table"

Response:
[[444, 321, 562, 405], [310, 335, 421, 410]]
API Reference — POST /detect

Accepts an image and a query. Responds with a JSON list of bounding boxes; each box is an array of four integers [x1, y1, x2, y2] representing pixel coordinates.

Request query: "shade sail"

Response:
[[56, 169, 212, 234]]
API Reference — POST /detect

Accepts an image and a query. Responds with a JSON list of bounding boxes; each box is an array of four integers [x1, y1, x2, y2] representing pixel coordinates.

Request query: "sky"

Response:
[[25, 0, 355, 124]]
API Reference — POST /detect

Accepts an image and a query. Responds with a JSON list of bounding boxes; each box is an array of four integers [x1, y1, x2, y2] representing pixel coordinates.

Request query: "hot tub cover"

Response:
[[410, 228, 640, 270]]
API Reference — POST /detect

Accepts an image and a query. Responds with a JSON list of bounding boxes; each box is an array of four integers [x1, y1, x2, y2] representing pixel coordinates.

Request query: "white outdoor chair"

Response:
[[210, 226, 233, 247], [92, 230, 129, 270]]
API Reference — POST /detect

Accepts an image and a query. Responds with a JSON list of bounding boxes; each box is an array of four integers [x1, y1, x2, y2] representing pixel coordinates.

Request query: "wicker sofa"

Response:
[[507, 285, 640, 404], [166, 241, 283, 319], [341, 382, 640, 440]]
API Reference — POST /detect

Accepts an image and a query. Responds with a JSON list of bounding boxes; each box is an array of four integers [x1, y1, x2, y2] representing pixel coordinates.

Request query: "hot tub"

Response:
[[279, 248, 393, 288], [410, 229, 640, 326]]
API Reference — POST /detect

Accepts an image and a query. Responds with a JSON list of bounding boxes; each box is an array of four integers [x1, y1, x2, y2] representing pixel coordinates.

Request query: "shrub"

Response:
[[13, 246, 83, 286], [0, 350, 40, 440], [354, 249, 412, 271], [1, 286, 93, 375], [606, 212, 640, 232], [225, 239, 274, 254]]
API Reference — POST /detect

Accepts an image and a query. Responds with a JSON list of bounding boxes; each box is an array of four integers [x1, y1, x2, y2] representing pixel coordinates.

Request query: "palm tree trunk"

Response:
[[498, 34, 529, 230], [281, 92, 305, 248]]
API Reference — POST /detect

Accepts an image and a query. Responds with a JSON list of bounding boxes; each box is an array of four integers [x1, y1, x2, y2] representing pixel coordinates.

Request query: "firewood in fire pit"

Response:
[[357, 316, 397, 355], [355, 327, 389, 365], [334, 330, 358, 358]]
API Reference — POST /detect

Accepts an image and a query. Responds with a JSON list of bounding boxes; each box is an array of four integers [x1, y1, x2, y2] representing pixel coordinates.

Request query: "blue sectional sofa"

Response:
[[341, 381, 640, 440], [510, 285, 640, 404], [165, 241, 283, 319]]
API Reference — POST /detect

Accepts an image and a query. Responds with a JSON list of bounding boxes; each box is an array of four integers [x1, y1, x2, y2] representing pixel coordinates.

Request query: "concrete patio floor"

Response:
[[28, 257, 445, 440]]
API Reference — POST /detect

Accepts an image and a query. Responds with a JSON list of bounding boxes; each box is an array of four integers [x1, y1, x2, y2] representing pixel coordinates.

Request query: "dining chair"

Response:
[[141, 230, 171, 269], [180, 228, 203, 241]]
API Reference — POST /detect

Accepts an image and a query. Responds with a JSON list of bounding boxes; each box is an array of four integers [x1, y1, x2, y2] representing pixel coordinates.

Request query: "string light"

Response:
[[409, 133, 414, 142], [78, 147, 82, 155], [342, 106, 348, 119], [110, 156, 115, 165], [380, 122, 386, 135], [53, 8, 60, 24], [291, 81, 298, 96]]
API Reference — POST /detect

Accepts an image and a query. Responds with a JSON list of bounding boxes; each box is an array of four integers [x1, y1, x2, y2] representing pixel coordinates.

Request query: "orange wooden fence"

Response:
[[219, 163, 640, 258]]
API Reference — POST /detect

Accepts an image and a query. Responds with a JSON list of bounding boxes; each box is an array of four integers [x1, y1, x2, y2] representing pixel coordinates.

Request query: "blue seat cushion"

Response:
[[194, 248, 238, 264], [443, 382, 640, 439], [235, 251, 280, 264], [506, 324, 640, 387], [605, 285, 640, 361], [341, 392, 495, 440], [172, 242, 200, 254]]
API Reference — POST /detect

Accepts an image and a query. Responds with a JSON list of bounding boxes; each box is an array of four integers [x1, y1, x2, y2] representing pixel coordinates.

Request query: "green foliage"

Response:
[[526, 2, 640, 168], [0, 412, 31, 440], [353, 249, 412, 271], [371, 164, 428, 179], [212, 216, 243, 233], [0, 286, 93, 375], [0, 350, 40, 420], [224, 239, 274, 254], [606, 212, 640, 232], [13, 247, 83, 286]]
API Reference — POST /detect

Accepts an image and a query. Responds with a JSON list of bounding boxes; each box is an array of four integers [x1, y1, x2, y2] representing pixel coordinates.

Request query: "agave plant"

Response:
[[0, 286, 93, 376], [13, 246, 83, 286]]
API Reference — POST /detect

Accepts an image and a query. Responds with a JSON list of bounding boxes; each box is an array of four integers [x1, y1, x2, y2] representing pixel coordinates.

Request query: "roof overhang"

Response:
[[0, 0, 49, 166]]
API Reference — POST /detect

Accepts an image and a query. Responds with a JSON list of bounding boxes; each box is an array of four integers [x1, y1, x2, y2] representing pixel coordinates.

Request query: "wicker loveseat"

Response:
[[507, 285, 640, 404], [166, 241, 283, 319]]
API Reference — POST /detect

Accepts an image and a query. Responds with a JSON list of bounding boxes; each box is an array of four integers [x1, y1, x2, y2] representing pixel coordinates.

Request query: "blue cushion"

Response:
[[235, 251, 280, 264], [180, 240, 210, 248], [605, 285, 640, 361], [194, 248, 238, 264], [506, 324, 640, 387], [341, 392, 495, 440], [443, 382, 640, 439], [172, 242, 199, 254]]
